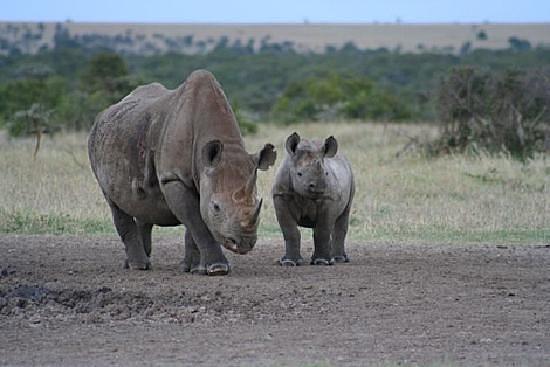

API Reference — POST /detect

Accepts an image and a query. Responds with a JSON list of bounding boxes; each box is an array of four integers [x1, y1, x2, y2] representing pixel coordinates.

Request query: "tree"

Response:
[[508, 36, 531, 51], [81, 52, 129, 95], [6, 103, 56, 158]]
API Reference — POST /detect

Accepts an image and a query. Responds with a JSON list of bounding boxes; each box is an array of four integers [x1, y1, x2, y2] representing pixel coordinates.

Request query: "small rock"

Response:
[[16, 298, 27, 308]]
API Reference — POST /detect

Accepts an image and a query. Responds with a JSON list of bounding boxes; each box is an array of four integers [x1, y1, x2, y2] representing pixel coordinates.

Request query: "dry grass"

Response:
[[1, 123, 548, 244], [3, 22, 550, 54]]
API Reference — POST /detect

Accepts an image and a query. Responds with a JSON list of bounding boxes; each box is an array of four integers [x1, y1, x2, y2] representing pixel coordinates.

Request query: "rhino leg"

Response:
[[274, 196, 303, 266], [331, 204, 351, 263], [181, 229, 201, 273], [109, 201, 151, 270], [136, 219, 153, 258], [162, 181, 229, 276], [311, 224, 334, 265]]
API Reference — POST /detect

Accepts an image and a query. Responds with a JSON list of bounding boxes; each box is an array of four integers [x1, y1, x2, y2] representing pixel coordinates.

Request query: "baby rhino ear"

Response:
[[285, 132, 300, 155], [255, 144, 277, 171], [323, 136, 338, 158]]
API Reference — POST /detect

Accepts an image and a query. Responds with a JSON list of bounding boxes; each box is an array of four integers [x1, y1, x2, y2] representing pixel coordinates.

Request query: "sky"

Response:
[[1, 0, 549, 23]]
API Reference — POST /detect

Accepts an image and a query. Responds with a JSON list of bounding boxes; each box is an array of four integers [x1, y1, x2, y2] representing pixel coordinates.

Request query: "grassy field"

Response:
[[0, 122, 548, 244]]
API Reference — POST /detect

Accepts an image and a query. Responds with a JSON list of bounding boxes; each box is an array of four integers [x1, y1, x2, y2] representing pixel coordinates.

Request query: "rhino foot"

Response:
[[181, 262, 193, 273], [189, 263, 230, 276], [279, 256, 304, 266], [206, 263, 231, 276], [124, 259, 151, 270], [189, 265, 206, 275], [333, 255, 350, 263], [181, 258, 200, 273], [310, 257, 335, 266]]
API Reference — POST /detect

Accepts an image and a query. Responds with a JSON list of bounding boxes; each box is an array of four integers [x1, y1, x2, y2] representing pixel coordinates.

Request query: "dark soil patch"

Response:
[[0, 235, 548, 366]]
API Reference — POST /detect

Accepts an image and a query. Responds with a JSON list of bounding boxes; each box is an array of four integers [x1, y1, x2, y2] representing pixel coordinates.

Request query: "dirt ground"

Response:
[[0, 235, 548, 366]]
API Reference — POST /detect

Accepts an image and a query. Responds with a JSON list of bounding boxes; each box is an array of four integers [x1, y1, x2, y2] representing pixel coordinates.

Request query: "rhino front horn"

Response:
[[253, 198, 263, 223]]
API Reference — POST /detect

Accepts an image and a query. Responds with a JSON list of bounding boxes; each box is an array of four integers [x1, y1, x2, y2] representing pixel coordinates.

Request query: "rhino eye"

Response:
[[325, 172, 329, 176], [213, 203, 221, 212], [297, 172, 303, 177]]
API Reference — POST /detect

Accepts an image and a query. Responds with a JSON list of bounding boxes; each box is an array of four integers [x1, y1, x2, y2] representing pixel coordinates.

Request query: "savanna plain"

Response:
[[1, 122, 549, 366]]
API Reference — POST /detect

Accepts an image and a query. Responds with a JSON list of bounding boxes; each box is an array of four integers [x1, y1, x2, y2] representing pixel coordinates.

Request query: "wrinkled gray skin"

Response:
[[272, 133, 355, 266], [88, 70, 276, 276]]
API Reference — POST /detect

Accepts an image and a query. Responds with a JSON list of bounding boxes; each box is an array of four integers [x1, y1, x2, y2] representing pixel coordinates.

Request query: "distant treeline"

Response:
[[0, 38, 549, 135]]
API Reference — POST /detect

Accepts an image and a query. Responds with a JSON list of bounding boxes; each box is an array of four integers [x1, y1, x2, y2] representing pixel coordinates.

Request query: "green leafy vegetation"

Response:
[[272, 74, 412, 123], [433, 67, 550, 159], [1, 39, 550, 137]]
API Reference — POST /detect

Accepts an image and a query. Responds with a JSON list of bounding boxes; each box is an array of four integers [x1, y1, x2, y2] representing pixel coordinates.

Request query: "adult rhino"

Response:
[[273, 133, 354, 266], [88, 70, 276, 276]]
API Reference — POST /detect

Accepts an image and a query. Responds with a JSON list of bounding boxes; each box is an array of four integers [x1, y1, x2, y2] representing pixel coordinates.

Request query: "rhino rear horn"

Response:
[[245, 170, 257, 197], [233, 170, 257, 203]]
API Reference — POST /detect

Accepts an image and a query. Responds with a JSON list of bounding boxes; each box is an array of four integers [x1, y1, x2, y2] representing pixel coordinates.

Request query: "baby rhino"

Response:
[[273, 133, 355, 266]]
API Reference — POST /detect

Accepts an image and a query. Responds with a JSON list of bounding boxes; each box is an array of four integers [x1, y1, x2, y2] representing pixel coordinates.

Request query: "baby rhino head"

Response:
[[285, 132, 338, 200]]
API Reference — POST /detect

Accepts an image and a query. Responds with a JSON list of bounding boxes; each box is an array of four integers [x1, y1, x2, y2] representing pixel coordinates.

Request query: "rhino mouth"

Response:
[[306, 191, 329, 200], [222, 238, 249, 255]]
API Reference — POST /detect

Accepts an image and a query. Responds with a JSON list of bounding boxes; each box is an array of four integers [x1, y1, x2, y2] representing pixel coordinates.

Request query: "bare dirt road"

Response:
[[1, 235, 549, 366]]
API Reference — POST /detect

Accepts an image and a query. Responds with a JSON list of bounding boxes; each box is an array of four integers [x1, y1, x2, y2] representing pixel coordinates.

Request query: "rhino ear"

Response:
[[202, 139, 223, 167], [285, 132, 300, 155], [255, 144, 277, 171], [323, 136, 338, 158]]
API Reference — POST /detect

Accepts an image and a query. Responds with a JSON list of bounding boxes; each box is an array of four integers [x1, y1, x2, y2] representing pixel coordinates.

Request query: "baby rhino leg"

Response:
[[331, 204, 351, 263]]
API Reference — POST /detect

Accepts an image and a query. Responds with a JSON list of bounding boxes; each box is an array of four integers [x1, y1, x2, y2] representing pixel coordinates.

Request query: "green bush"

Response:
[[0, 76, 66, 128], [271, 74, 412, 123], [231, 101, 257, 135], [435, 67, 550, 158], [0, 52, 140, 136]]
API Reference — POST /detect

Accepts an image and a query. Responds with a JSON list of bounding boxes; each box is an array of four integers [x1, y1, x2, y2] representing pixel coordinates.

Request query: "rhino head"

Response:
[[285, 132, 338, 200], [199, 140, 276, 255]]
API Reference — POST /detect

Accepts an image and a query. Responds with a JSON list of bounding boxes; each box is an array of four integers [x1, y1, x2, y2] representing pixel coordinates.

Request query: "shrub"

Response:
[[231, 101, 257, 135], [435, 67, 550, 158], [271, 74, 412, 123]]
